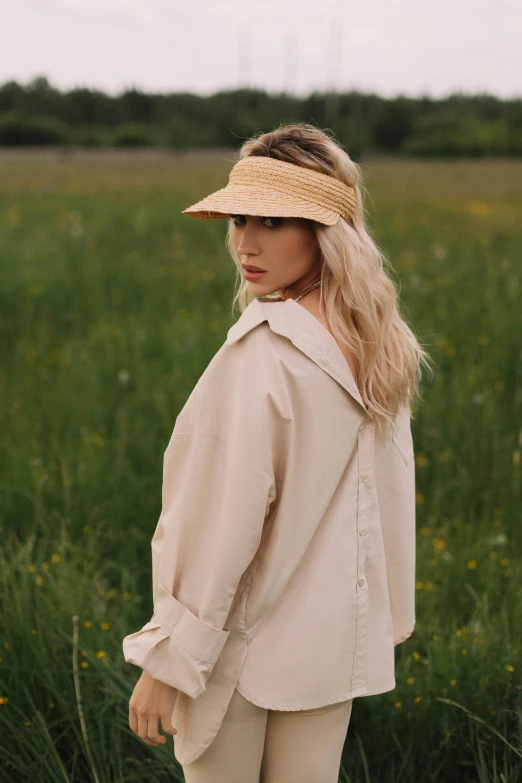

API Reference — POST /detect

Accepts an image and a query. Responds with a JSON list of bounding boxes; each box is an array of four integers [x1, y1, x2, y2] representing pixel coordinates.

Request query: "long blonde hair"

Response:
[[225, 122, 433, 436]]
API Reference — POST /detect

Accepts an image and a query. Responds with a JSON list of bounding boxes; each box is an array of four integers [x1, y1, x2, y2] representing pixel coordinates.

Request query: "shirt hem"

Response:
[[394, 622, 416, 646], [235, 677, 397, 711]]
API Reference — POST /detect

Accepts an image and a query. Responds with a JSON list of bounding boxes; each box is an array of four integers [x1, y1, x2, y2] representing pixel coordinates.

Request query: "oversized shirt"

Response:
[[122, 295, 416, 765]]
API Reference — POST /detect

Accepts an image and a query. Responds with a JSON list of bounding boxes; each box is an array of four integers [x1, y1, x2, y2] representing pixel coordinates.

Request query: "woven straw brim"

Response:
[[182, 184, 341, 226]]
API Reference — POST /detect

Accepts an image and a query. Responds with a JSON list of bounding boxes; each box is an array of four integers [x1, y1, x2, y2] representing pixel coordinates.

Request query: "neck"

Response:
[[279, 278, 322, 303]]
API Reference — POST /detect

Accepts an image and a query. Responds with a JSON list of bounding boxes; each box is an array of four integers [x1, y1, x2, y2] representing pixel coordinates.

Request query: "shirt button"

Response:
[[358, 578, 365, 586], [362, 420, 370, 428], [359, 528, 368, 536], [361, 473, 368, 482]]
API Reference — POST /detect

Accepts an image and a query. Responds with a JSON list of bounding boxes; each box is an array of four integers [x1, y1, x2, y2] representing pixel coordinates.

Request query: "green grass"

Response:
[[0, 149, 521, 782]]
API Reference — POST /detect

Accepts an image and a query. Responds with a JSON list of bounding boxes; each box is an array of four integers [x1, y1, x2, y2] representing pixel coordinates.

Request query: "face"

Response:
[[231, 215, 322, 298]]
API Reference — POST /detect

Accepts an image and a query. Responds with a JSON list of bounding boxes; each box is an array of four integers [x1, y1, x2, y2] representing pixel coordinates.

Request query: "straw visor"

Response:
[[182, 156, 357, 226]]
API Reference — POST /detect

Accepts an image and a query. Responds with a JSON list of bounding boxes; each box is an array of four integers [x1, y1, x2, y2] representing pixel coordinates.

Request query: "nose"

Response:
[[236, 219, 261, 256]]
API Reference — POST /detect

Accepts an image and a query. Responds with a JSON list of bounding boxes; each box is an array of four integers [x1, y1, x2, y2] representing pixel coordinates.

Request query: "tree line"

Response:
[[1, 76, 521, 158]]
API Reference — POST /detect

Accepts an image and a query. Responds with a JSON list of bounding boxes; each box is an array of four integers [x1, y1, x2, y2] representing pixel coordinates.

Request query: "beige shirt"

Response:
[[122, 295, 416, 765]]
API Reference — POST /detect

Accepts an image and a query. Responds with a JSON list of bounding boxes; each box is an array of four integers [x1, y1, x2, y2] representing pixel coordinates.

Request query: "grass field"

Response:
[[0, 149, 521, 782]]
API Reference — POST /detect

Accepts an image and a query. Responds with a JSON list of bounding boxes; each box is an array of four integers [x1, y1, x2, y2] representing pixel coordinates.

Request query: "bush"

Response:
[[373, 99, 415, 152], [70, 124, 113, 147], [0, 112, 70, 146], [112, 122, 156, 147], [165, 116, 215, 150], [403, 115, 513, 157]]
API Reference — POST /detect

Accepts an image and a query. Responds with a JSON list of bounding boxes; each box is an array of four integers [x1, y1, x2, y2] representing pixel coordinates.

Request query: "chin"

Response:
[[250, 284, 280, 296]]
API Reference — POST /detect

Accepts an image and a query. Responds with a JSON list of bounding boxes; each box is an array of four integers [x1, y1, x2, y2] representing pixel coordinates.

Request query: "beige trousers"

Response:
[[181, 687, 354, 783]]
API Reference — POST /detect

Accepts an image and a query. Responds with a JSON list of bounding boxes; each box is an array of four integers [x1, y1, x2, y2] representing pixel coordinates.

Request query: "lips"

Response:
[[242, 265, 266, 272]]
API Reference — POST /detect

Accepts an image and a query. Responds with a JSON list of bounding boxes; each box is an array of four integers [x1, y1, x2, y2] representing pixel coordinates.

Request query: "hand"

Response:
[[128, 670, 179, 746]]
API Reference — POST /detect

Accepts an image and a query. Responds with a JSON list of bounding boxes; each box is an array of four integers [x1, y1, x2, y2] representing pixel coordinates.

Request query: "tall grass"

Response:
[[0, 150, 521, 782]]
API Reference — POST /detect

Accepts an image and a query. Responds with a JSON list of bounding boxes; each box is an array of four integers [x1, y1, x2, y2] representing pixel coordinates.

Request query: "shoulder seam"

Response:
[[169, 430, 274, 484]]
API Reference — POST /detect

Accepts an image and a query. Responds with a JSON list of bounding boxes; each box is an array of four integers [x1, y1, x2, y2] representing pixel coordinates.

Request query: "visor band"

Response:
[[182, 154, 357, 226]]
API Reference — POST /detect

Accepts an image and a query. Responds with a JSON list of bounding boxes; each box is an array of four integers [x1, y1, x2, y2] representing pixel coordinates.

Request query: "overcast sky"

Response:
[[1, 0, 520, 99]]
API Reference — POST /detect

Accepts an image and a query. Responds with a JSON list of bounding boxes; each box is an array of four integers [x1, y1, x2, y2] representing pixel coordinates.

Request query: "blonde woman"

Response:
[[122, 123, 432, 783]]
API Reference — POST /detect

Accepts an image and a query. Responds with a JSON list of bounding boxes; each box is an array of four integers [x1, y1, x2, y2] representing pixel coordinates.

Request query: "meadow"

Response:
[[0, 148, 521, 782]]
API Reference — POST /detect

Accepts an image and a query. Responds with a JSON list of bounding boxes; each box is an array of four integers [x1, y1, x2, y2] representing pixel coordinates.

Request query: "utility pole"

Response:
[[283, 30, 297, 96], [238, 32, 252, 89], [325, 18, 342, 124]]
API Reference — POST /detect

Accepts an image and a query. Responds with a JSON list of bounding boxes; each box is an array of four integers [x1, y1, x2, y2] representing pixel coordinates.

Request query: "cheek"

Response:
[[274, 231, 316, 264], [272, 231, 301, 257]]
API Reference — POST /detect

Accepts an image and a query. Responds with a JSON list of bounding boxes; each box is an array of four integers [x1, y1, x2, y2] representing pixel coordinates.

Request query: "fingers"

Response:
[[128, 676, 178, 746], [130, 708, 178, 746], [137, 713, 164, 746], [161, 712, 178, 736], [128, 706, 139, 738]]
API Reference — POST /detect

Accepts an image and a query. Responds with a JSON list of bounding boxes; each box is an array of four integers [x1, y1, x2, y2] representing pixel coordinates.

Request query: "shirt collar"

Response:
[[226, 296, 366, 413]]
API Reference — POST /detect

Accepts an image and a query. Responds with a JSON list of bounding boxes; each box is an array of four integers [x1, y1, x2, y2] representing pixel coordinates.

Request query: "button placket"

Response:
[[351, 422, 375, 692]]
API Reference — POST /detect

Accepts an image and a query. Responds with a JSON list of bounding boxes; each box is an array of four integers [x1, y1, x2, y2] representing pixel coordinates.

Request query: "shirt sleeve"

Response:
[[122, 332, 287, 699]]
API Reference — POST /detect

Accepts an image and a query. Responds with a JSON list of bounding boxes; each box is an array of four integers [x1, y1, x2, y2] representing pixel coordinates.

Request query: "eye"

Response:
[[231, 215, 282, 229], [263, 217, 282, 229]]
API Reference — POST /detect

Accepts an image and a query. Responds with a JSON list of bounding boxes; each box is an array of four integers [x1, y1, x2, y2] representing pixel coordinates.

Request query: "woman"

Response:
[[122, 123, 432, 783]]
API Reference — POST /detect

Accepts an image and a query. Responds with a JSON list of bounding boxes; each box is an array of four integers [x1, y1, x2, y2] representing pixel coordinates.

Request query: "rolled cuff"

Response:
[[122, 584, 231, 699]]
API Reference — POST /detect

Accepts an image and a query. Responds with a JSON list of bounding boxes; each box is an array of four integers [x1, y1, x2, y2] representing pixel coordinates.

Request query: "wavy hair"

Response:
[[225, 122, 433, 436]]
